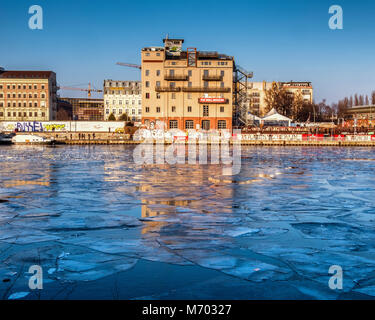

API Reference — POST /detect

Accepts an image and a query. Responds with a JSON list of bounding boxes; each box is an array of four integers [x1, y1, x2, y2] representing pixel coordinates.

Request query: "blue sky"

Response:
[[0, 0, 374, 104]]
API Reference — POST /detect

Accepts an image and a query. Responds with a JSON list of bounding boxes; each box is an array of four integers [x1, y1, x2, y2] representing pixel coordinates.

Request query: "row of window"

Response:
[[0, 93, 46, 99], [105, 100, 141, 105], [0, 84, 46, 90], [201, 61, 229, 66], [145, 70, 226, 78], [0, 111, 46, 117], [105, 109, 141, 115], [167, 120, 227, 130], [104, 91, 141, 95], [144, 105, 225, 114], [0, 102, 46, 107]]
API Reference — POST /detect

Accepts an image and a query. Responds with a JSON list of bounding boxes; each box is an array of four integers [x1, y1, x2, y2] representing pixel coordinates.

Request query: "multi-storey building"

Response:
[[141, 38, 235, 131], [103, 80, 142, 121], [60, 97, 104, 121], [0, 70, 57, 121], [247, 81, 313, 117]]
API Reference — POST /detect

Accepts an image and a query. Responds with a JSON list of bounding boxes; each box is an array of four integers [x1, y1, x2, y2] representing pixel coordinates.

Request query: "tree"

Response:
[[291, 90, 304, 120], [264, 82, 293, 116], [365, 95, 369, 106], [359, 95, 364, 106], [118, 113, 130, 121], [108, 113, 116, 121], [372, 91, 375, 105], [354, 94, 359, 106]]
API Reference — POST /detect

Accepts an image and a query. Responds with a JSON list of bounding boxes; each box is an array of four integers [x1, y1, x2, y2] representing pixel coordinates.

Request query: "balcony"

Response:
[[155, 86, 181, 92], [182, 87, 231, 93], [164, 74, 189, 81], [202, 75, 223, 81]]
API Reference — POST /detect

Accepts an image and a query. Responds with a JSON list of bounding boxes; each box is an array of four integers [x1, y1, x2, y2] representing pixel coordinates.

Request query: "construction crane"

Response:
[[58, 83, 103, 98], [116, 62, 142, 70]]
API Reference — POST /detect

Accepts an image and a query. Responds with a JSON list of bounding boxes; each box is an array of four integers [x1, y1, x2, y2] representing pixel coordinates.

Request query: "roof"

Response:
[[0, 70, 55, 79], [263, 108, 292, 121]]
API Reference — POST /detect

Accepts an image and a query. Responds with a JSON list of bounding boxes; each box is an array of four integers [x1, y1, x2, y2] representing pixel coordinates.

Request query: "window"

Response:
[[7, 112, 10, 117], [156, 107, 161, 113], [203, 105, 209, 116], [171, 93, 176, 99], [169, 69, 175, 76], [187, 106, 193, 113], [112, 109, 116, 114], [145, 70, 150, 76], [106, 109, 109, 114], [0, 112, 3, 117], [185, 120, 194, 129], [156, 81, 160, 87], [145, 107, 150, 113], [156, 53, 160, 56], [187, 93, 192, 99], [170, 82, 176, 88], [145, 52, 150, 56], [41, 93, 45, 98], [13, 112, 16, 117], [220, 106, 224, 113], [145, 93, 150, 99], [7, 102, 10, 107], [29, 112, 32, 117], [41, 85, 45, 89], [42, 112, 45, 117], [0, 85, 2, 89], [119, 109, 123, 114], [156, 93, 161, 99], [34, 85, 37, 89], [0, 102, 3, 107], [172, 106, 176, 112], [221, 82, 224, 88], [156, 70, 161, 76], [145, 81, 150, 88], [188, 70, 192, 77], [34, 112, 37, 117], [204, 81, 209, 88], [0, 93, 3, 98], [221, 71, 225, 77], [169, 120, 178, 129], [218, 120, 227, 129], [202, 120, 210, 130], [188, 82, 192, 88], [204, 70, 209, 77]]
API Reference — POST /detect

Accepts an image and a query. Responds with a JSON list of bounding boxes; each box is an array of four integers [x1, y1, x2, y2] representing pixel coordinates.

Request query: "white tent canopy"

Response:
[[262, 108, 292, 126], [247, 112, 261, 121]]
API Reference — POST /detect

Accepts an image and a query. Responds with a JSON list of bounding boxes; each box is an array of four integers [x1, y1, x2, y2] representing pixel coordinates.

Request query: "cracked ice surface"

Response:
[[0, 146, 375, 299]]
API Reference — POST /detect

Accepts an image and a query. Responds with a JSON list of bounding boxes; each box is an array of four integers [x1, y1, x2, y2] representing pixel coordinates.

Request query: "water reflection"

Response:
[[0, 145, 375, 299]]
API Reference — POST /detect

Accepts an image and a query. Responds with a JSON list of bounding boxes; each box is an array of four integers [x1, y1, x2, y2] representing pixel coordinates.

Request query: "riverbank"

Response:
[[4, 132, 375, 146]]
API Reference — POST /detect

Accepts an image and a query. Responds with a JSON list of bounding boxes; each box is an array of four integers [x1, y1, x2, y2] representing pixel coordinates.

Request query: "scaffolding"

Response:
[[233, 64, 253, 127]]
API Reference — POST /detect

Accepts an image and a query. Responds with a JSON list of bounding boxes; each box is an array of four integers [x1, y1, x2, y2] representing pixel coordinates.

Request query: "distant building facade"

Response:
[[0, 70, 58, 121], [103, 80, 142, 121], [141, 38, 235, 131], [247, 81, 313, 117], [345, 105, 375, 128], [60, 98, 104, 121]]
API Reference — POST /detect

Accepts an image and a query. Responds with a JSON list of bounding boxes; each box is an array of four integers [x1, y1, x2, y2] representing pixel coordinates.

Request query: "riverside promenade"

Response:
[[12, 131, 375, 147]]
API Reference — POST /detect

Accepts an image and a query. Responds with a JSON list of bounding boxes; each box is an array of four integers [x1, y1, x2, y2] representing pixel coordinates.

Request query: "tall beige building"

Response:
[[247, 81, 313, 117], [141, 38, 234, 131], [0, 70, 57, 121]]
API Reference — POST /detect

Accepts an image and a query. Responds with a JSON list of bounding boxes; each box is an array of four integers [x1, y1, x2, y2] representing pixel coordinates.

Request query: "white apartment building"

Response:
[[103, 80, 142, 121]]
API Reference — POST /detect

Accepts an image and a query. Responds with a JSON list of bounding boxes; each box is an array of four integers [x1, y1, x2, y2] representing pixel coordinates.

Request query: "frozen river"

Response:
[[0, 145, 375, 300]]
